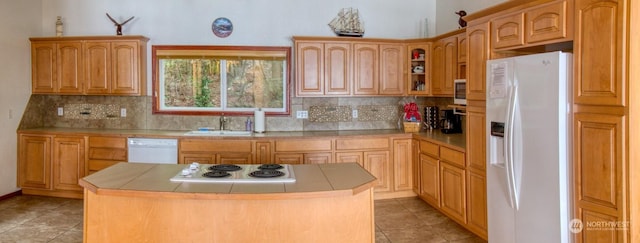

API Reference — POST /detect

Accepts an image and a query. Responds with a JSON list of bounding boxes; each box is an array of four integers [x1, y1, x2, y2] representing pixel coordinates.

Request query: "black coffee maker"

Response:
[[440, 109, 462, 134]]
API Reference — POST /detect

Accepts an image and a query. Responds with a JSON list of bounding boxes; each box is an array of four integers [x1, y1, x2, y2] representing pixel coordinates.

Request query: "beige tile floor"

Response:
[[0, 195, 485, 243]]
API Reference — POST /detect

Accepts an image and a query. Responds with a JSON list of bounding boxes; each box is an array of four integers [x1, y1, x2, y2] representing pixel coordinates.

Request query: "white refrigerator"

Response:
[[486, 51, 572, 243]]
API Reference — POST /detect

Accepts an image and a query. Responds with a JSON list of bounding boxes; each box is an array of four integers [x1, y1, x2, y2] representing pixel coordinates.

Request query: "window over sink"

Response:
[[152, 45, 291, 116]]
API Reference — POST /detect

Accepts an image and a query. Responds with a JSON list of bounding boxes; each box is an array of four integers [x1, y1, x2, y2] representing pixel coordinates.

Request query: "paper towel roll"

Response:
[[254, 109, 265, 133]]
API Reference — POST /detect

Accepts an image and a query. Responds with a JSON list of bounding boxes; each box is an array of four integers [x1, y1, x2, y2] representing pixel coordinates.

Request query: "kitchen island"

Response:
[[79, 162, 377, 243]]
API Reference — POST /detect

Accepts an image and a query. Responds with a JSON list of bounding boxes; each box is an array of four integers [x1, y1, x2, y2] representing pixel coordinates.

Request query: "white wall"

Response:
[[0, 0, 42, 196], [435, 0, 509, 35]]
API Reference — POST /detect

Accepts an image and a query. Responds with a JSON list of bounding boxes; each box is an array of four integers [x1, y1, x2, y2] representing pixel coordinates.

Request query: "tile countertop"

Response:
[[17, 128, 466, 150]]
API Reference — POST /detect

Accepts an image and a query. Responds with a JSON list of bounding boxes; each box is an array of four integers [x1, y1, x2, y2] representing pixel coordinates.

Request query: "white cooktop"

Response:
[[169, 163, 296, 183]]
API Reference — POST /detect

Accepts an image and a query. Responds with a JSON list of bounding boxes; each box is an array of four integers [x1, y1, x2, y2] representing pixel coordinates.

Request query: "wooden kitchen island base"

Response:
[[80, 163, 376, 243]]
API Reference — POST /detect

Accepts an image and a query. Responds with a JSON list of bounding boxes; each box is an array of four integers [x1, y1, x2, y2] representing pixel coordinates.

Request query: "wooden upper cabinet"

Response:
[[85, 41, 111, 94], [353, 43, 379, 95], [379, 44, 405, 95], [457, 34, 468, 63], [492, 12, 525, 49], [525, 0, 571, 44], [295, 42, 324, 96], [491, 0, 572, 51], [407, 43, 431, 96], [574, 0, 623, 106], [442, 36, 457, 95], [31, 41, 84, 94], [325, 43, 351, 95], [30, 36, 148, 96], [466, 22, 490, 101], [111, 41, 142, 95], [431, 41, 444, 94]]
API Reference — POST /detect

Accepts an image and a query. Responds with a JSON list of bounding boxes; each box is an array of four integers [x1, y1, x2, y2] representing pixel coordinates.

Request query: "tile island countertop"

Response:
[[79, 162, 377, 200]]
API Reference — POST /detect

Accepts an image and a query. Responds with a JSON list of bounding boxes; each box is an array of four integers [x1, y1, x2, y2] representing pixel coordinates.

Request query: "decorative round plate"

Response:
[[212, 17, 233, 38]]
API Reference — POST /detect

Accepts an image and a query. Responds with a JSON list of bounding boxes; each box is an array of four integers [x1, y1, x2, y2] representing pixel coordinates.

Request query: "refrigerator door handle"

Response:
[[506, 85, 520, 210]]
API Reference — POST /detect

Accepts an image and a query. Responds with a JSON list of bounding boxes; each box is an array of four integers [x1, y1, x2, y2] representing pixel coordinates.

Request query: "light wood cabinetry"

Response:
[[179, 139, 253, 164], [457, 33, 468, 79], [87, 136, 127, 174], [466, 22, 490, 101], [30, 36, 148, 96], [419, 153, 440, 207], [392, 138, 413, 192], [274, 139, 333, 165], [31, 41, 84, 94], [18, 134, 52, 190], [52, 136, 85, 192], [491, 0, 573, 51], [465, 105, 488, 239], [18, 133, 85, 199], [335, 137, 391, 193], [431, 35, 457, 96], [293, 37, 405, 97], [294, 41, 351, 96], [407, 43, 430, 95], [573, 0, 632, 241], [439, 160, 466, 224]]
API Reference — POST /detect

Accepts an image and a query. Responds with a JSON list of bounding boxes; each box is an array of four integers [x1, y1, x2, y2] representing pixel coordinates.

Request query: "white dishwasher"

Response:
[[127, 138, 178, 164]]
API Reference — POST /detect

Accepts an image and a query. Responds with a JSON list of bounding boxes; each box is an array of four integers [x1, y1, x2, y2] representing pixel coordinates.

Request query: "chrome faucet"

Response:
[[219, 113, 227, 130]]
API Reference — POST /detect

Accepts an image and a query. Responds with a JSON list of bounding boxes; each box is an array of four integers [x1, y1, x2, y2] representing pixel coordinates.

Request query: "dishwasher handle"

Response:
[[128, 138, 178, 147]]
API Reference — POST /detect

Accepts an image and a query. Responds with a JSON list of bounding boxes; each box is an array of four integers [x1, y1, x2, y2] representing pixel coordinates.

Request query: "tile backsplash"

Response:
[[19, 95, 455, 132]]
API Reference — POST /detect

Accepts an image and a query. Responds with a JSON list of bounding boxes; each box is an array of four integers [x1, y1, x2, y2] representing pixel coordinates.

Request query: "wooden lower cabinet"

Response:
[[363, 151, 391, 193], [52, 136, 85, 191], [466, 168, 487, 239], [419, 153, 440, 207], [87, 136, 127, 174], [182, 152, 252, 164], [18, 134, 52, 190], [274, 153, 304, 164], [439, 161, 466, 224], [18, 133, 84, 199], [392, 138, 412, 192], [336, 152, 364, 166]]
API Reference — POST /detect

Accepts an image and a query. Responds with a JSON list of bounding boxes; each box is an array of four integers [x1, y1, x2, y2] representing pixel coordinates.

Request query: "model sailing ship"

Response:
[[328, 8, 364, 37]]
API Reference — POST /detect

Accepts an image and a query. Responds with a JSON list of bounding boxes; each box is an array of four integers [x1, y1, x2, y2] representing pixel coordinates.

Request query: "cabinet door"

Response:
[[255, 141, 273, 164], [379, 44, 404, 95], [325, 43, 351, 95], [353, 43, 379, 95], [573, 112, 624, 242], [419, 153, 440, 207], [295, 42, 324, 96], [574, 0, 623, 106], [274, 153, 304, 164], [111, 41, 140, 94], [56, 42, 84, 94], [336, 152, 364, 167], [19, 135, 52, 189], [466, 106, 486, 172], [440, 161, 467, 224], [431, 40, 444, 94], [364, 151, 391, 192], [52, 136, 85, 191], [525, 0, 570, 44], [457, 34, 467, 63], [491, 12, 525, 49], [466, 169, 488, 239], [466, 22, 490, 101], [31, 42, 56, 93], [85, 41, 111, 94], [442, 36, 457, 95], [87, 136, 127, 174], [304, 152, 332, 164], [393, 139, 412, 192]]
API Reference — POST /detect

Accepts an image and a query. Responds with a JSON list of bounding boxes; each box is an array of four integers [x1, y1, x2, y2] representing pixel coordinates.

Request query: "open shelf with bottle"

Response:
[[407, 44, 431, 95]]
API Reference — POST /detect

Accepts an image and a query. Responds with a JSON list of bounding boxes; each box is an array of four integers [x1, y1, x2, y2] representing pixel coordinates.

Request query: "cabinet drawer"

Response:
[[420, 140, 439, 157], [89, 136, 126, 148], [440, 146, 465, 168], [87, 160, 120, 173], [88, 147, 127, 161], [335, 138, 389, 150], [275, 139, 332, 152], [180, 139, 252, 153]]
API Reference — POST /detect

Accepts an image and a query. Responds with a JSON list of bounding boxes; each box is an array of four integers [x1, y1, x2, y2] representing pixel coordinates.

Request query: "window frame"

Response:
[[151, 45, 291, 116]]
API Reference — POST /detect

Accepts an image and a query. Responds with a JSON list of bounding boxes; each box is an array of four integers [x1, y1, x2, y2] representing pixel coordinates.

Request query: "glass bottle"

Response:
[[55, 16, 63, 37]]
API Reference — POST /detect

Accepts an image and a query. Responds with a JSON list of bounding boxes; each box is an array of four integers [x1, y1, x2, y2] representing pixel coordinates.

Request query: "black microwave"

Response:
[[454, 79, 466, 105]]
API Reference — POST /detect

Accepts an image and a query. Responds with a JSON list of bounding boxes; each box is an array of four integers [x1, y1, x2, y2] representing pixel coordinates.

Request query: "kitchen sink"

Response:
[[184, 130, 253, 136]]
